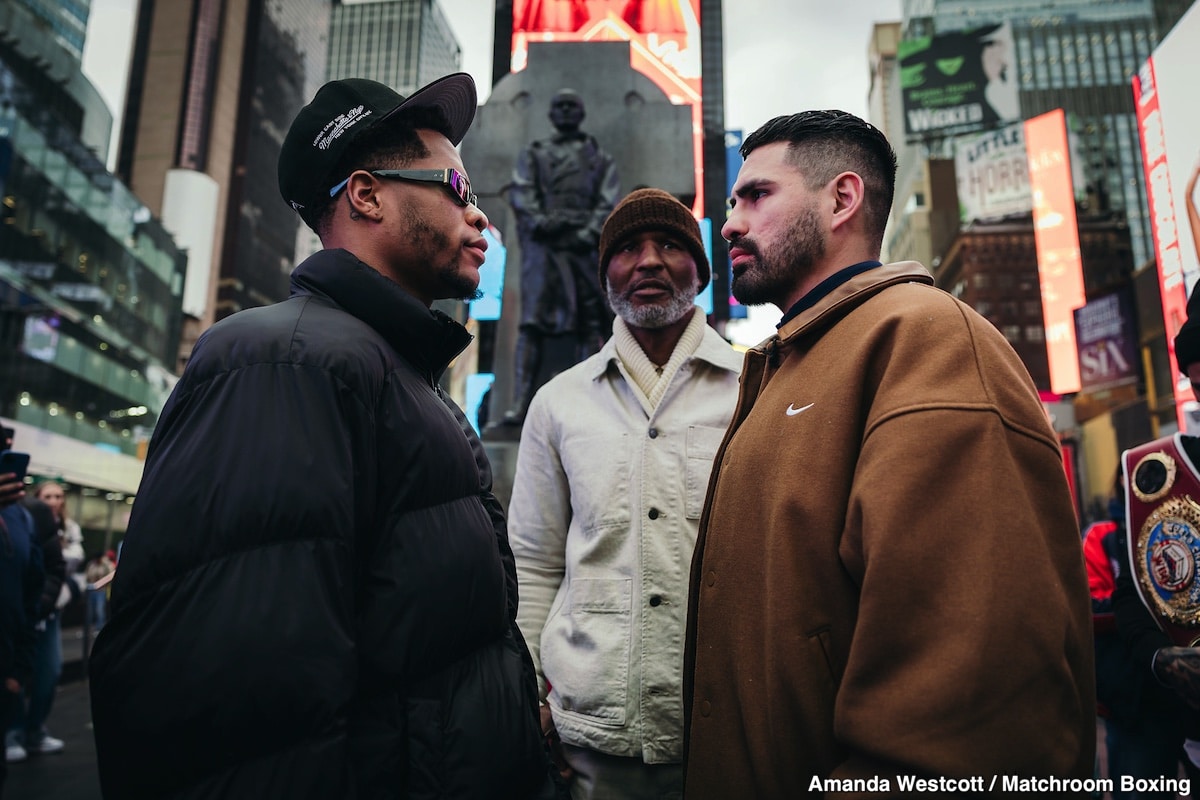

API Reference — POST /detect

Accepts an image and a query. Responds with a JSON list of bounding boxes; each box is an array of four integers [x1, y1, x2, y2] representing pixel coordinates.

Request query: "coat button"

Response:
[[649, 595, 662, 607], [648, 508, 660, 520], [700, 700, 711, 717], [705, 570, 716, 586], [648, 427, 658, 438]]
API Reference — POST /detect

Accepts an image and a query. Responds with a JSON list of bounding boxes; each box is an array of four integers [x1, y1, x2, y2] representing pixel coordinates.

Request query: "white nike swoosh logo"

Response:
[[785, 403, 814, 416]]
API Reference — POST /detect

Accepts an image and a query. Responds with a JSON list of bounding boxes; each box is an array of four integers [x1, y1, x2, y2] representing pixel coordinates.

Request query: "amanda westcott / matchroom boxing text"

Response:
[[810, 775, 1191, 794]]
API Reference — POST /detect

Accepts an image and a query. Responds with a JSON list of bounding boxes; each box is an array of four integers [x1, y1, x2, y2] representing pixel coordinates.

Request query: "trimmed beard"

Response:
[[731, 203, 825, 307], [405, 215, 481, 301], [607, 279, 699, 330]]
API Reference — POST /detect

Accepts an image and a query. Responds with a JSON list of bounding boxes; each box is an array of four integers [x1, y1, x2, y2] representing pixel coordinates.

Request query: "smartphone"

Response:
[[0, 450, 30, 483]]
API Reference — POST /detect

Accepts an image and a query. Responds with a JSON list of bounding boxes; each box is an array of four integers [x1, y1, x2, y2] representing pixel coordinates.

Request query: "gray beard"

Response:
[[607, 283, 698, 329]]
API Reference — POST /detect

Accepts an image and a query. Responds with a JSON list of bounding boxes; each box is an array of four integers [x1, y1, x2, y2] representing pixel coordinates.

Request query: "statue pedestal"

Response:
[[482, 438, 520, 512], [483, 334, 593, 511]]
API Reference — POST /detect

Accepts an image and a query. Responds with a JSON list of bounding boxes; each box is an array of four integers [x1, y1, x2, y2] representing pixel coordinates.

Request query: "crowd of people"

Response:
[[1, 69, 1197, 799], [1, 425, 114, 798]]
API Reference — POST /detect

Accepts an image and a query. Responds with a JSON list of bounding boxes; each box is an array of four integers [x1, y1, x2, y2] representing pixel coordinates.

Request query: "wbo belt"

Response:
[[1123, 433, 1200, 646]]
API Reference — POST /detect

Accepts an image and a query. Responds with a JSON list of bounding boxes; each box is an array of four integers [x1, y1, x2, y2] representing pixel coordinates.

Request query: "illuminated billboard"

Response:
[[512, 0, 703, 212], [955, 123, 1030, 223], [899, 22, 1021, 142], [1074, 289, 1139, 394], [1133, 2, 1200, 430], [955, 120, 1087, 224], [1025, 108, 1085, 395]]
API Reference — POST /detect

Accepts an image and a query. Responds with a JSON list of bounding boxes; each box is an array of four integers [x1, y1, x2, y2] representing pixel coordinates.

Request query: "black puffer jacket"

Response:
[[90, 249, 561, 800]]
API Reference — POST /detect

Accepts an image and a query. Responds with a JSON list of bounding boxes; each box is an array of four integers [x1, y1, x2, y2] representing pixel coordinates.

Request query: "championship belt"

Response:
[[1123, 434, 1200, 646]]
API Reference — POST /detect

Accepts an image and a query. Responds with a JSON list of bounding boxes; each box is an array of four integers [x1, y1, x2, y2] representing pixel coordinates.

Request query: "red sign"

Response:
[[1134, 57, 1192, 429]]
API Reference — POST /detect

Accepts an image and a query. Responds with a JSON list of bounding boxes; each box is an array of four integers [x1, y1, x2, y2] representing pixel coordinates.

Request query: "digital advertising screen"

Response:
[[511, 0, 704, 212], [1133, 2, 1200, 430], [899, 21, 1021, 142], [1025, 108, 1085, 395]]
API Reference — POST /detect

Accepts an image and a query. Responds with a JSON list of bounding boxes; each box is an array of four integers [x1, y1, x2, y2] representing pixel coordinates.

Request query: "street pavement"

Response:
[[4, 680, 99, 800], [0, 628, 1181, 800]]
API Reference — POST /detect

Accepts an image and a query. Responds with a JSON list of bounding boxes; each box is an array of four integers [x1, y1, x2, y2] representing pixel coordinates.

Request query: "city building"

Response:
[[327, 0, 461, 89], [15, 0, 89, 62], [117, 0, 330, 369], [0, 0, 187, 550], [871, 0, 1193, 518]]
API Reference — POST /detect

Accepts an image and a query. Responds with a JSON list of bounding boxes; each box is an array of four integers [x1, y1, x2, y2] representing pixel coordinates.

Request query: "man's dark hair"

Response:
[[306, 106, 453, 237], [741, 110, 897, 252]]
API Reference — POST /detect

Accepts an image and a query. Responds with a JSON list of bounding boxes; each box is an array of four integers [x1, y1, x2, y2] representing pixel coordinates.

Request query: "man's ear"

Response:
[[830, 171, 866, 234], [345, 171, 382, 220]]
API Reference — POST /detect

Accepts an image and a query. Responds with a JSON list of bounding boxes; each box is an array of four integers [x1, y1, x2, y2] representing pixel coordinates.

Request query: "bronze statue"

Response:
[[501, 89, 620, 425]]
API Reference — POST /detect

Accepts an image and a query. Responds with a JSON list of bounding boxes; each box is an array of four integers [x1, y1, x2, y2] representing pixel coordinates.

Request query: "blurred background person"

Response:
[[1114, 281, 1200, 795], [0, 451, 44, 791], [84, 550, 115, 633], [6, 483, 72, 761]]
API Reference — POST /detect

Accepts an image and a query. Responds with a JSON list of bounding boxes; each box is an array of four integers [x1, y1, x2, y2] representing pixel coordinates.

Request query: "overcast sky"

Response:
[[81, 0, 902, 342]]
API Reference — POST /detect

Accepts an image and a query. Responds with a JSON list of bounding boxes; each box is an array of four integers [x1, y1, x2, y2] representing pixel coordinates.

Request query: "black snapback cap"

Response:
[[278, 73, 477, 216]]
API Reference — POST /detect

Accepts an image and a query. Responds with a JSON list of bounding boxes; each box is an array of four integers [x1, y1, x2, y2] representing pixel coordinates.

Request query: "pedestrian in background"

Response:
[[1112, 281, 1200, 796], [683, 109, 1095, 797], [4, 495, 64, 764], [0, 463, 43, 796], [84, 550, 114, 633], [89, 73, 563, 800], [510, 188, 741, 799]]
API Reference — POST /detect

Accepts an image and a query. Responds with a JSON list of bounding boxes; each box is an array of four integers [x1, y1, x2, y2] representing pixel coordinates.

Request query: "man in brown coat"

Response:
[[683, 110, 1095, 797]]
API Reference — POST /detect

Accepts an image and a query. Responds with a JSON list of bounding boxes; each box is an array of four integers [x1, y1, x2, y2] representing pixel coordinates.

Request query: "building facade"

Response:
[[0, 1, 187, 548], [873, 0, 1194, 518], [118, 0, 330, 368], [15, 0, 90, 62], [328, 0, 461, 90]]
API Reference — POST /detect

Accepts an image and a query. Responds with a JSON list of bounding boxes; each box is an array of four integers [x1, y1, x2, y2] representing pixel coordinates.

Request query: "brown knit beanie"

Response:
[[598, 188, 710, 291]]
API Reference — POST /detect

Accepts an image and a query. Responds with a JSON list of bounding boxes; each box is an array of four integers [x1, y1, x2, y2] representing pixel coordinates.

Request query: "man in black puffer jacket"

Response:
[[89, 74, 564, 800]]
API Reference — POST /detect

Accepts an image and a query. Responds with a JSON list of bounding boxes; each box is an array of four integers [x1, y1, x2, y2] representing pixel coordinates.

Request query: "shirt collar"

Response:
[[778, 261, 882, 328], [586, 307, 742, 381]]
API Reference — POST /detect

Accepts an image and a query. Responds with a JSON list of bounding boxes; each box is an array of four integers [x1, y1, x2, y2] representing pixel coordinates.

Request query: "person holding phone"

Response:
[[6, 483, 68, 763], [0, 444, 43, 794]]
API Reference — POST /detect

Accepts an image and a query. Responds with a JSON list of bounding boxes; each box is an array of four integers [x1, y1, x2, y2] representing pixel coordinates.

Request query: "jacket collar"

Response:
[[585, 308, 743, 381], [290, 248, 473, 378], [766, 261, 933, 349]]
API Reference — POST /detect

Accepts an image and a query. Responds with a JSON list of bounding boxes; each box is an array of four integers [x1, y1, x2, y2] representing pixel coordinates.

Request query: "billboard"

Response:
[[1074, 289, 1139, 394], [955, 123, 1030, 223], [1133, 2, 1200, 430], [955, 119, 1087, 224], [512, 0, 704, 211], [1026, 108, 1085, 395], [899, 22, 1021, 142]]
